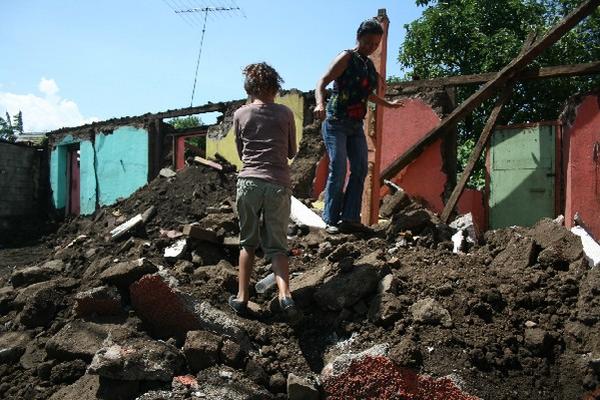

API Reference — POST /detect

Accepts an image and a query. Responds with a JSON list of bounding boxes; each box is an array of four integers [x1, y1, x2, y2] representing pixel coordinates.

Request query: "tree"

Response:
[[398, 0, 600, 188], [170, 115, 203, 130], [0, 111, 23, 142]]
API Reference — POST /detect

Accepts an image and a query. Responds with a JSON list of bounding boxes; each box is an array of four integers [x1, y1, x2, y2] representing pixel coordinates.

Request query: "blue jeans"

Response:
[[321, 118, 368, 225]]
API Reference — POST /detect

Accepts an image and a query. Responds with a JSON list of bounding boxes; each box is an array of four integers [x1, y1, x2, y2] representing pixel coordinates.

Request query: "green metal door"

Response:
[[489, 125, 556, 229]]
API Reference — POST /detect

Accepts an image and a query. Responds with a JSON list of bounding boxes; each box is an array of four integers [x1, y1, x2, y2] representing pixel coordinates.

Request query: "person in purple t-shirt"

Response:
[[228, 62, 299, 321]]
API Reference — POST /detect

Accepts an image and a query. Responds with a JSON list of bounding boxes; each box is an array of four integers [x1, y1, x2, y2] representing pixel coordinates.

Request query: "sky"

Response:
[[0, 1, 424, 132]]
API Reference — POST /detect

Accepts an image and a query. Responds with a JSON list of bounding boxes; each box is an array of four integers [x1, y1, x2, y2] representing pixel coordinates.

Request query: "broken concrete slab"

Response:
[[194, 302, 250, 348], [48, 373, 139, 400], [314, 265, 381, 311], [10, 259, 64, 288], [287, 373, 319, 400], [88, 335, 184, 382], [0, 331, 31, 364], [321, 343, 389, 382], [183, 330, 221, 373], [74, 286, 123, 318], [291, 196, 326, 229], [99, 258, 158, 289], [46, 320, 125, 362], [129, 273, 201, 339], [182, 224, 219, 243], [289, 263, 332, 308]]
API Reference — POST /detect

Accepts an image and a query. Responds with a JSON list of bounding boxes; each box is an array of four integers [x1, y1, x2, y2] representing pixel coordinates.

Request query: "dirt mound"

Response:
[[0, 165, 599, 400]]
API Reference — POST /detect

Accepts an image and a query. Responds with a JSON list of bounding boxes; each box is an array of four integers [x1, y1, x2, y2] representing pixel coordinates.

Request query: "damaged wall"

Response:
[[205, 90, 305, 169], [562, 91, 600, 239], [0, 141, 46, 228], [49, 126, 149, 215]]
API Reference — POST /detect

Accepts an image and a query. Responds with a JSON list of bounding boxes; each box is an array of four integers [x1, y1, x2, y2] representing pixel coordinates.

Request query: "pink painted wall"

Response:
[[564, 93, 600, 240], [381, 99, 447, 213], [312, 98, 486, 230]]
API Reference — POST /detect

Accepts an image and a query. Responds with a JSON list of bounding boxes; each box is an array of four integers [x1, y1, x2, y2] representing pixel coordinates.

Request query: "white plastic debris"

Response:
[[164, 239, 187, 259], [570, 225, 600, 268], [290, 196, 326, 229]]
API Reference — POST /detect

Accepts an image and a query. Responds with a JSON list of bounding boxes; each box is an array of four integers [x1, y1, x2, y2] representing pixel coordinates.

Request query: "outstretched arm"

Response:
[[368, 93, 405, 108], [314, 51, 352, 120]]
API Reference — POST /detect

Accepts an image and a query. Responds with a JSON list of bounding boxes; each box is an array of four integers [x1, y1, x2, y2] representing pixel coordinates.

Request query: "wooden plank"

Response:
[[381, 0, 600, 181], [440, 85, 514, 223], [193, 156, 223, 171], [389, 61, 600, 90]]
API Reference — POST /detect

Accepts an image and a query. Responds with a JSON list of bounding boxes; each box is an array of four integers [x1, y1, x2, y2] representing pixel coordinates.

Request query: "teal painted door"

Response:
[[489, 125, 556, 229]]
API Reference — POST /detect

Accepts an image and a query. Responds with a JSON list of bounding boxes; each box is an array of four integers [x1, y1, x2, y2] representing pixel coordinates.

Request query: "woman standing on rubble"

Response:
[[228, 62, 299, 321], [314, 18, 403, 234]]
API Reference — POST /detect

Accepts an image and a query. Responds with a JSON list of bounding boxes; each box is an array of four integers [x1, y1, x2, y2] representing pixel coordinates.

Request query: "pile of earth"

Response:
[[0, 163, 599, 400]]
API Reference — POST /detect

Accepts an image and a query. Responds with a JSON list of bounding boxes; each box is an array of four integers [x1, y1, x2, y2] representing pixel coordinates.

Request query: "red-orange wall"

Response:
[[564, 94, 600, 240], [312, 98, 486, 230]]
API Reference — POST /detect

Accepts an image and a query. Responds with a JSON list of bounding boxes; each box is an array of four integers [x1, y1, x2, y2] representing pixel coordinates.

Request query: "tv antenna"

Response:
[[165, 2, 244, 106]]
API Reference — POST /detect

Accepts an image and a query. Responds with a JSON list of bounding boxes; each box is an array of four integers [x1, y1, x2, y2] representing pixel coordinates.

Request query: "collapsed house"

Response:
[[2, 3, 600, 400]]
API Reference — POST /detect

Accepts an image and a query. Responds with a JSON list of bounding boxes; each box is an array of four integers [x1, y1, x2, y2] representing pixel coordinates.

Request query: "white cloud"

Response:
[[0, 78, 99, 132]]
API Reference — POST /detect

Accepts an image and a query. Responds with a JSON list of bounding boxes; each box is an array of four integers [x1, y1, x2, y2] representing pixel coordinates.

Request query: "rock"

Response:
[[88, 335, 185, 381], [82, 256, 112, 280], [48, 374, 139, 400], [46, 320, 125, 362], [0, 331, 31, 364], [368, 293, 403, 326], [160, 168, 177, 178], [289, 263, 332, 308], [245, 357, 268, 385], [10, 259, 64, 288], [389, 336, 422, 367], [388, 209, 433, 236], [379, 189, 411, 218], [192, 366, 274, 399], [13, 278, 78, 309], [0, 286, 15, 314], [220, 338, 244, 368], [16, 284, 67, 328], [129, 273, 201, 339], [20, 337, 47, 369], [183, 330, 221, 372], [524, 328, 551, 354], [491, 236, 536, 273], [378, 274, 397, 294], [314, 265, 381, 311], [327, 243, 359, 263], [287, 373, 319, 400], [50, 359, 87, 384], [529, 218, 583, 263], [99, 258, 158, 289], [269, 372, 286, 393], [74, 286, 123, 317], [410, 298, 453, 327], [194, 301, 250, 347]]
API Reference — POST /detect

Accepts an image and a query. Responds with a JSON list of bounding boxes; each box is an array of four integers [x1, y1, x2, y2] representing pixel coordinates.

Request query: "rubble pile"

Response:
[[0, 164, 599, 399]]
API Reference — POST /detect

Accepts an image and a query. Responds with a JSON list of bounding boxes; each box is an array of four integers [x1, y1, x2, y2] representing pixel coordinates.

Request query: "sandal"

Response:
[[228, 295, 248, 316]]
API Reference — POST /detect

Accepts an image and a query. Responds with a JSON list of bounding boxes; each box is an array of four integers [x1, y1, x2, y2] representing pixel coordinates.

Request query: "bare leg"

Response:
[[271, 253, 292, 300], [237, 247, 255, 303]]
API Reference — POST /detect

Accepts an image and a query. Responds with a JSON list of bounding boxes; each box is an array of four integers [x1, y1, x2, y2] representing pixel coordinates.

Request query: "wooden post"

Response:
[[361, 9, 389, 225], [381, 0, 600, 182], [440, 85, 514, 223]]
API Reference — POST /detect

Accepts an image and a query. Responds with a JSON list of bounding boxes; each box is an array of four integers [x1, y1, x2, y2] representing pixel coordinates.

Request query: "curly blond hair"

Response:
[[243, 62, 283, 97]]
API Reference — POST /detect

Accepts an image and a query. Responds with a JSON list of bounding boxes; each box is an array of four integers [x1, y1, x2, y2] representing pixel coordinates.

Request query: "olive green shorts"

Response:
[[236, 177, 291, 260]]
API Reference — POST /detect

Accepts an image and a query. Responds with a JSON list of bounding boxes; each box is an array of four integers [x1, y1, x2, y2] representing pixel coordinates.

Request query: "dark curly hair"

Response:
[[356, 19, 384, 39], [242, 62, 284, 97]]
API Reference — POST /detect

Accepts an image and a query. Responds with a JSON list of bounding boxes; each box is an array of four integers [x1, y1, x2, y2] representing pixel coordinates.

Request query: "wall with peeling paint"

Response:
[[49, 126, 149, 215], [95, 127, 148, 206], [206, 91, 305, 169]]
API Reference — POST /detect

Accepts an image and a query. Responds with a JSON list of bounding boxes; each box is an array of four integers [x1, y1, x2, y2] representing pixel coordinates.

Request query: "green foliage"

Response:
[[0, 111, 23, 142], [170, 115, 202, 130], [400, 0, 600, 187]]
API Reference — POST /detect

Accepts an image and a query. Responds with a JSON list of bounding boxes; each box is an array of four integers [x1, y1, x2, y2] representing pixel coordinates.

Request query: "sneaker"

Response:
[[325, 224, 340, 234], [279, 296, 302, 323], [228, 295, 248, 316]]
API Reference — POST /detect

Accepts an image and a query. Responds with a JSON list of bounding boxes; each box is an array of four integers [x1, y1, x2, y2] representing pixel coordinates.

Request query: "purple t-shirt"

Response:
[[234, 102, 297, 188]]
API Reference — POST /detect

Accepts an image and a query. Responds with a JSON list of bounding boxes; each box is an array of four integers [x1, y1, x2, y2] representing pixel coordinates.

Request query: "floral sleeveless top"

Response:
[[326, 50, 379, 121]]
